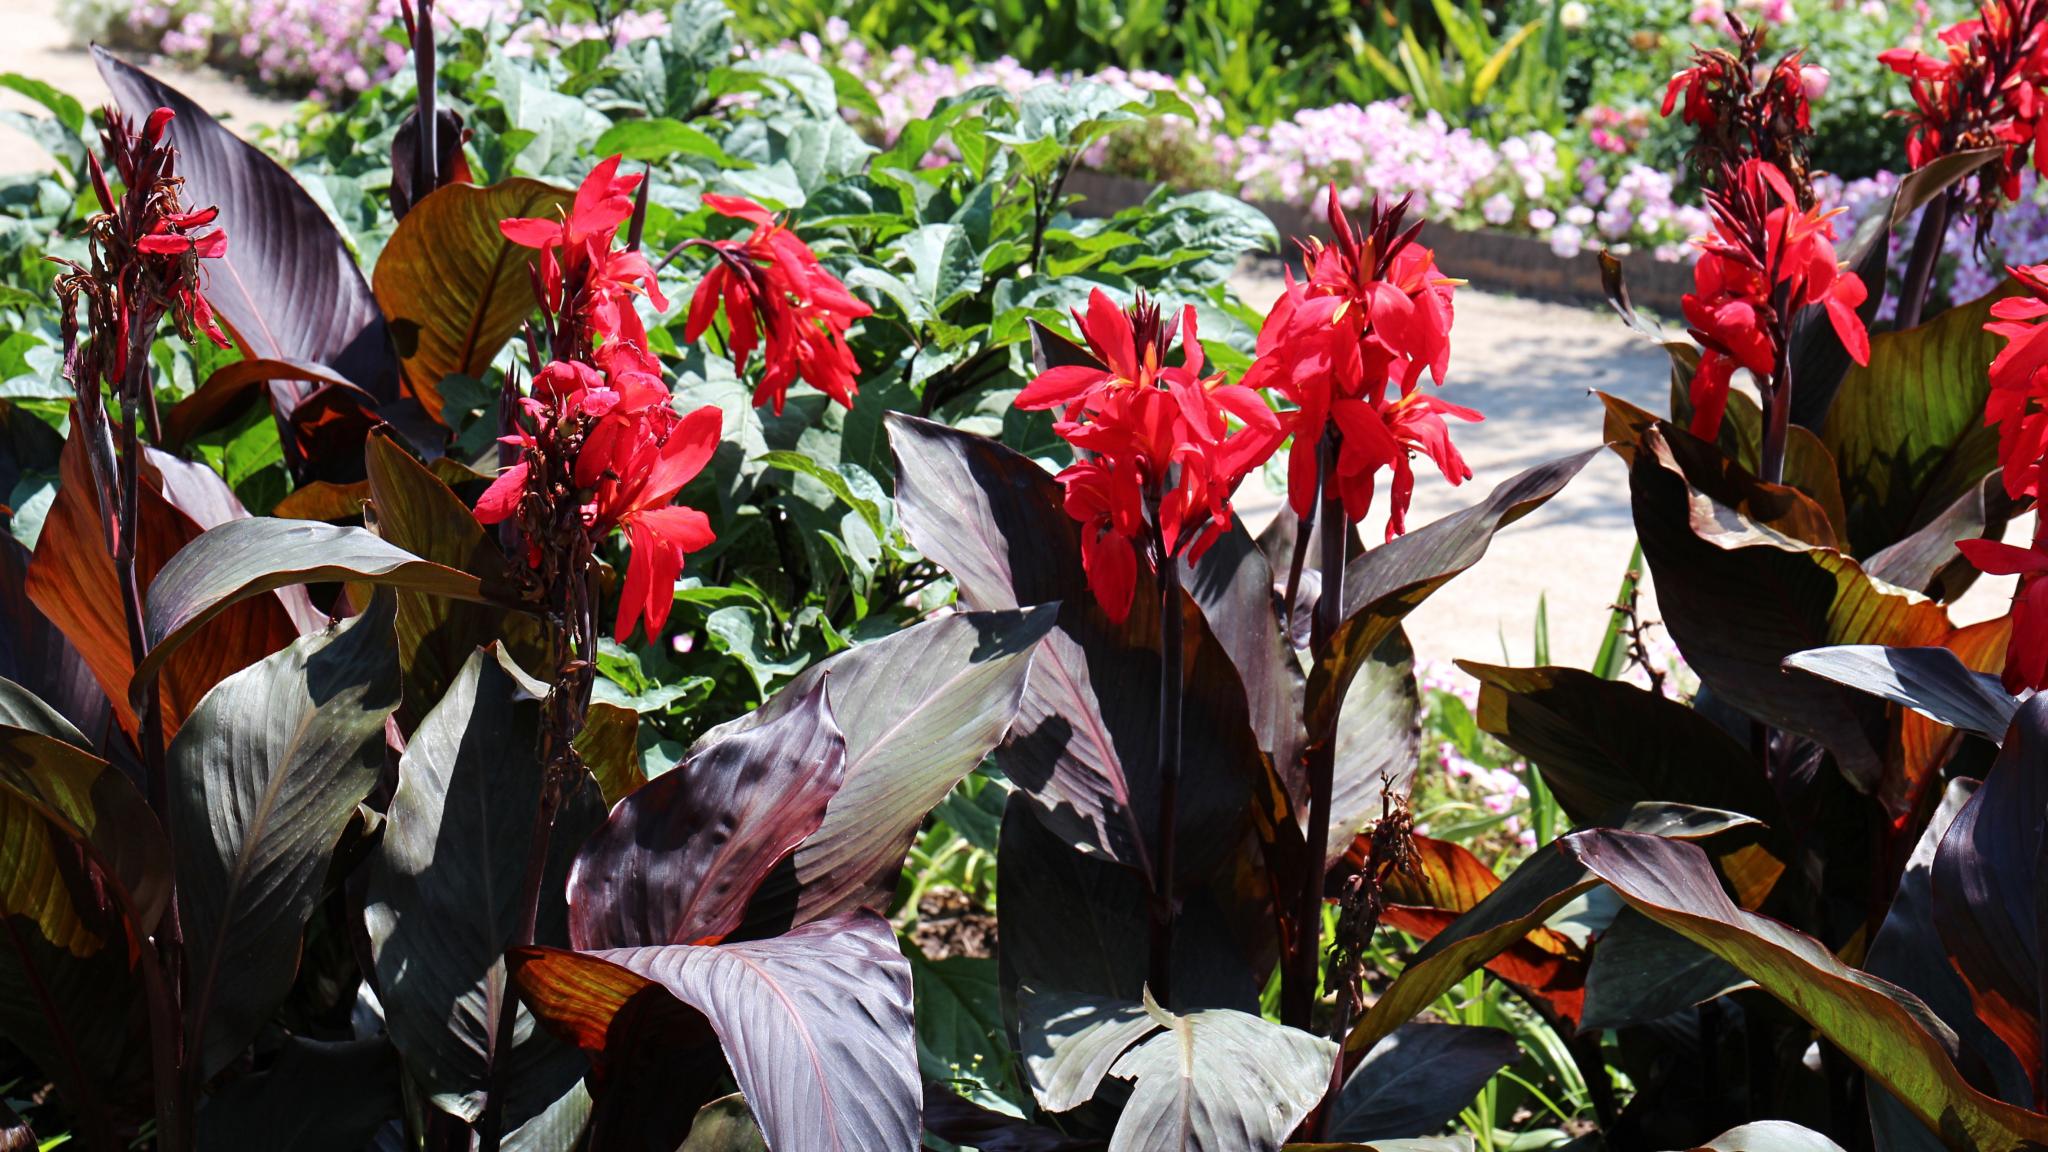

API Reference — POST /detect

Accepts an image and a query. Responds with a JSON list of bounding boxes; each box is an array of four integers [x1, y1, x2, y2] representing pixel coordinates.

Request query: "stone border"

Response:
[[1063, 168, 1694, 315]]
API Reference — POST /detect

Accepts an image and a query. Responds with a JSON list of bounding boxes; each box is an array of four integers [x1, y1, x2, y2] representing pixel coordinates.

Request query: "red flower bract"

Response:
[[500, 154, 668, 357], [1238, 187, 1480, 535], [1985, 263, 2048, 500], [1015, 288, 1281, 622], [1659, 15, 1818, 202], [1680, 159, 1869, 440], [1957, 537, 2048, 692], [683, 194, 872, 415]]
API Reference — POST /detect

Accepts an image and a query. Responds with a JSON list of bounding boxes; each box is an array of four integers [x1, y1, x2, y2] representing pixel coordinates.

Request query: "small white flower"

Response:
[[1560, 1, 1590, 28]]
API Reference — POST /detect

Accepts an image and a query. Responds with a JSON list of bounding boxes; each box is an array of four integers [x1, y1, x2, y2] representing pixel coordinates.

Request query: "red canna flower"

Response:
[[1957, 537, 2048, 692], [1881, 0, 2048, 239], [1985, 263, 2048, 499], [500, 155, 668, 357], [1239, 189, 1480, 535], [1014, 289, 1281, 622], [1680, 160, 1869, 440], [682, 194, 871, 415]]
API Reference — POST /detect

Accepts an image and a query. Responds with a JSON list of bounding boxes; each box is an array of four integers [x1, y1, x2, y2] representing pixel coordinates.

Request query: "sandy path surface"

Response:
[[0, 3, 2021, 672]]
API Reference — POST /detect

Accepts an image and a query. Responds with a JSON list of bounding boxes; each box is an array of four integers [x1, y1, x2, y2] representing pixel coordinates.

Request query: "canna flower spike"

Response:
[[500, 154, 668, 359], [1661, 13, 1819, 204], [683, 194, 872, 415], [1015, 288, 1282, 622], [1239, 186, 1480, 536], [1969, 261, 2048, 694]]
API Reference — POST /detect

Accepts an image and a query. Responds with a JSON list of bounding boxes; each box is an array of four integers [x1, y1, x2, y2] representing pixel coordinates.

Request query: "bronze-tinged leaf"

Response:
[[372, 180, 569, 422], [28, 426, 298, 743], [568, 681, 845, 951], [161, 357, 365, 452], [576, 701, 644, 809]]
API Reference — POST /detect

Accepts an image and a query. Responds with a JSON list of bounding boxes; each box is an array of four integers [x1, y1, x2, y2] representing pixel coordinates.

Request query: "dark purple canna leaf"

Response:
[[568, 680, 845, 950], [195, 1036, 403, 1152], [1783, 644, 2017, 746], [515, 911, 920, 1152], [1931, 695, 2048, 1107], [888, 412, 1268, 882], [1324, 1023, 1519, 1142], [922, 1081, 1105, 1150]]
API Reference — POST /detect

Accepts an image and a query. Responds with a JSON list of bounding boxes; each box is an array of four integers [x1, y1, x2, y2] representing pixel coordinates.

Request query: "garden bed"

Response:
[[1065, 168, 1696, 313]]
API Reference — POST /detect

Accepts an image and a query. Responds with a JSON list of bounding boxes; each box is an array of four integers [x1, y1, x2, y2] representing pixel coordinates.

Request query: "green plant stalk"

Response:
[[1148, 536, 1184, 1008]]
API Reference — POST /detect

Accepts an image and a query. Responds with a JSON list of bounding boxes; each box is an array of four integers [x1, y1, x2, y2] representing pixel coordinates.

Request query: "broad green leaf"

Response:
[[594, 117, 729, 163]]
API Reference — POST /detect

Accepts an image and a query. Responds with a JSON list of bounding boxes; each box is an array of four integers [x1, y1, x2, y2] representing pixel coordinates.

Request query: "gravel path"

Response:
[[0, 4, 2021, 671]]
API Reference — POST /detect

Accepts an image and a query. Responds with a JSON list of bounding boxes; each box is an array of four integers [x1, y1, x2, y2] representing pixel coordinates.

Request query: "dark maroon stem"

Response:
[[1148, 543, 1184, 1008], [1894, 187, 1953, 333], [1284, 430, 1345, 1031], [412, 0, 437, 194]]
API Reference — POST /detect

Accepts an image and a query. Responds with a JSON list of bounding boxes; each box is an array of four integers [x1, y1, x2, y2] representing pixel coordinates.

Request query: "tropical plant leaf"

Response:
[[1579, 908, 1750, 1031], [1569, 829, 2048, 1149], [1459, 663, 1775, 826], [0, 534, 110, 747], [372, 179, 570, 422], [569, 680, 844, 950], [1678, 1121, 1850, 1152], [1820, 283, 2017, 557], [1345, 804, 1758, 1056], [889, 413, 1267, 881], [1866, 779, 2031, 1150], [1929, 695, 2048, 1106], [1862, 472, 2015, 601], [1022, 989, 1336, 1152], [94, 49, 400, 429], [365, 646, 586, 1123], [575, 700, 644, 809], [363, 430, 524, 729], [512, 910, 920, 1152], [922, 1081, 1105, 1150], [30, 427, 298, 742], [170, 595, 401, 1078], [161, 358, 364, 452], [679, 1093, 767, 1151], [707, 606, 1053, 928], [0, 726, 166, 1136], [137, 516, 488, 695], [1308, 450, 1596, 741], [1323, 1022, 1519, 1142], [0, 676, 88, 748], [1783, 645, 2016, 745]]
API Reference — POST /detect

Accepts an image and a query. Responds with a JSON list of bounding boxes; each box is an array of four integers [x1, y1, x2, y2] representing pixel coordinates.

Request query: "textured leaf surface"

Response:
[[1783, 645, 2016, 745], [171, 596, 400, 1077], [372, 179, 569, 421]]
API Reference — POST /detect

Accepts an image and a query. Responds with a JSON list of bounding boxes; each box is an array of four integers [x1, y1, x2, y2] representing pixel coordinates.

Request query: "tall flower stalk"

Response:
[[1015, 288, 1280, 1003], [51, 103, 229, 1152], [1239, 187, 1477, 1036], [1882, 0, 2048, 327]]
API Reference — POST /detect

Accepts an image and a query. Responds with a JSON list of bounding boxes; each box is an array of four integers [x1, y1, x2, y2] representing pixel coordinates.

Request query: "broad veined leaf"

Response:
[[921, 1081, 1106, 1151], [0, 725, 168, 1134], [171, 595, 401, 1078], [1929, 695, 2048, 1106], [372, 179, 571, 422], [1579, 907, 1750, 1032], [1184, 522, 1303, 799], [575, 700, 644, 809], [512, 910, 920, 1152], [1345, 805, 1758, 1056], [95, 50, 400, 430], [366, 646, 587, 1123], [1624, 421, 1965, 814], [1372, 833, 1587, 1027], [0, 534, 110, 747], [913, 952, 1017, 1104], [1308, 450, 1596, 741], [30, 426, 299, 742], [889, 413, 1268, 881], [1863, 472, 2015, 601], [1783, 645, 2016, 746], [1821, 283, 2018, 557], [1867, 779, 2030, 1151], [1022, 989, 1336, 1152], [705, 606, 1054, 928], [679, 1093, 768, 1151], [363, 430, 524, 729], [0, 677, 88, 748], [161, 357, 364, 453], [1677, 1121, 1850, 1152], [1569, 829, 2048, 1150], [137, 517, 489, 695], [1323, 1022, 1519, 1142], [1460, 663, 1776, 826], [569, 680, 845, 950]]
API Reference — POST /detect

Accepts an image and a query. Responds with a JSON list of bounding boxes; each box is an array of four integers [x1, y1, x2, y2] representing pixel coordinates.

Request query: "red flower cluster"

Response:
[[1015, 289, 1281, 622], [500, 155, 667, 358], [1660, 15, 1822, 201], [58, 105, 231, 395], [683, 194, 872, 415], [1880, 0, 2048, 231], [1966, 262, 2048, 692], [1681, 160, 1870, 440], [1239, 188, 1480, 536], [482, 159, 722, 643]]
